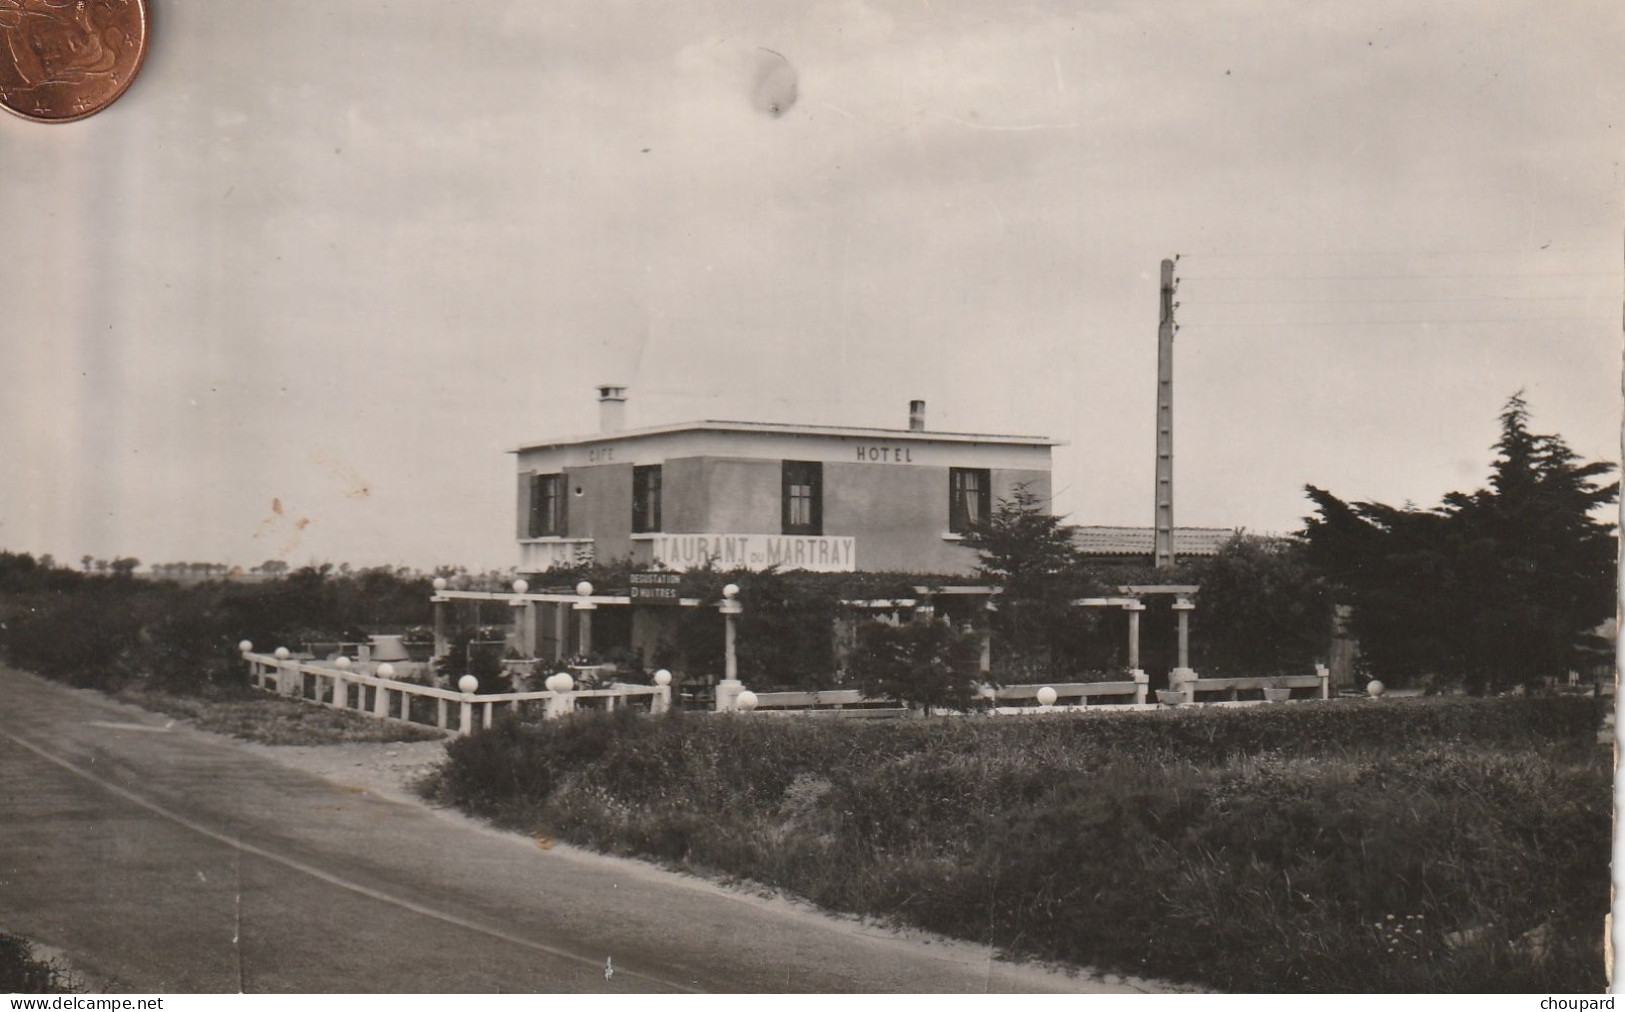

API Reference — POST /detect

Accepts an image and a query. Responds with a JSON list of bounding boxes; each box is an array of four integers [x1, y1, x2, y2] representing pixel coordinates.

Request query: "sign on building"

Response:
[[629, 571, 682, 606], [644, 533, 857, 573]]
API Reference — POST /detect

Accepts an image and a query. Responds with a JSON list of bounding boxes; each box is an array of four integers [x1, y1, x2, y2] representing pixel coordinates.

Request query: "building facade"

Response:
[[513, 388, 1059, 577]]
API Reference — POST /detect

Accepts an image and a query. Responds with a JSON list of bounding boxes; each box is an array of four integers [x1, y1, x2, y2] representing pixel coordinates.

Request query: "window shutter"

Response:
[[517, 471, 533, 539]]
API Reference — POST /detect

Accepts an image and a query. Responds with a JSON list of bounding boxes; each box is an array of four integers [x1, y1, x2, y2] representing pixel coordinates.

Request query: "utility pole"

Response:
[[1153, 257, 1178, 569]]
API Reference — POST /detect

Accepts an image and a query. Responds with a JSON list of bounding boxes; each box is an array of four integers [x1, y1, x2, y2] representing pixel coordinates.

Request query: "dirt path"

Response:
[[1, 667, 1189, 993]]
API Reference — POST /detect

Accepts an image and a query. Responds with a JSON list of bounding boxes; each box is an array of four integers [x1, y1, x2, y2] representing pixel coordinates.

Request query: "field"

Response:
[[429, 696, 1609, 992]]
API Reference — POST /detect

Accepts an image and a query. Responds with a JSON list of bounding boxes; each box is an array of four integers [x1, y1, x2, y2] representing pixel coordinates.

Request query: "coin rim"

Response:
[[0, 0, 150, 124]]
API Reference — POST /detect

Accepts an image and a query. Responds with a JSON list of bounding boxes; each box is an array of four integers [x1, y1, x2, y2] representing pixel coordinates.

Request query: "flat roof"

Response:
[[514, 419, 1064, 453]]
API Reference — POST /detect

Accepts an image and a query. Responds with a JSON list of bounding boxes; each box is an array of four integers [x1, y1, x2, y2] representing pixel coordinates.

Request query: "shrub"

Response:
[[849, 619, 982, 713], [0, 932, 76, 993], [0, 558, 439, 695], [432, 697, 1608, 992]]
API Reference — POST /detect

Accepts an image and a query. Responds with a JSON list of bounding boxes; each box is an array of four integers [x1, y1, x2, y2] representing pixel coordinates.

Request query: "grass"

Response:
[[0, 932, 77, 994], [428, 696, 1609, 992], [122, 686, 445, 746]]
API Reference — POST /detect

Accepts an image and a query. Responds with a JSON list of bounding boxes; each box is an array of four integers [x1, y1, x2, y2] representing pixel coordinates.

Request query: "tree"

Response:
[[1189, 534, 1333, 677], [1302, 394, 1617, 692], [850, 618, 982, 714], [958, 483, 1086, 680]]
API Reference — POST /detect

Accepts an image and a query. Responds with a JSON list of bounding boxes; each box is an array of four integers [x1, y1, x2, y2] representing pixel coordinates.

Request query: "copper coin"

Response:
[[0, 0, 147, 123]]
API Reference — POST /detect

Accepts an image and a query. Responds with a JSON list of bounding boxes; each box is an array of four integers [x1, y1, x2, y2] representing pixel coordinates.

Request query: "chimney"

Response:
[[597, 385, 627, 432], [908, 399, 926, 432]]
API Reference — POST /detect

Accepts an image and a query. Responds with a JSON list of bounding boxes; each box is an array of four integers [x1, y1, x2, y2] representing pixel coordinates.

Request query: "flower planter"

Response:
[[1262, 687, 1292, 703], [1156, 689, 1188, 707]]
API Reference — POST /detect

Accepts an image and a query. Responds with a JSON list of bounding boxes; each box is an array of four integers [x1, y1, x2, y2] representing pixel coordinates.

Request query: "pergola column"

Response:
[[979, 598, 995, 676], [572, 581, 596, 658], [429, 597, 448, 662], [1171, 596, 1196, 691], [716, 583, 744, 711], [511, 580, 535, 659], [1124, 599, 1146, 669]]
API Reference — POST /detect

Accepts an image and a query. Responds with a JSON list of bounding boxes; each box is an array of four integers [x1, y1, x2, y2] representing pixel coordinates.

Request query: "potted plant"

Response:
[[1262, 677, 1293, 703], [1156, 688, 1187, 706]]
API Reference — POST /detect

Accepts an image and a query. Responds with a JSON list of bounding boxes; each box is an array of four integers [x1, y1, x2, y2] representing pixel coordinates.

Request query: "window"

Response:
[[632, 464, 662, 533], [949, 468, 990, 533], [782, 461, 822, 535], [530, 473, 566, 537]]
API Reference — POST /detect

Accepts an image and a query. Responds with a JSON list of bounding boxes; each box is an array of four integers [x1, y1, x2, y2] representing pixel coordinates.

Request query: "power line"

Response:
[[1187, 315, 1616, 328], [1194, 295, 1615, 306], [1179, 247, 1617, 259], [1179, 272, 1619, 281]]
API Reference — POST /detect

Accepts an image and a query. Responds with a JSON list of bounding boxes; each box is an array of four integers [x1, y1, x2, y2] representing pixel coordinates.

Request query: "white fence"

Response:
[[725, 666, 1333, 716], [243, 650, 669, 736]]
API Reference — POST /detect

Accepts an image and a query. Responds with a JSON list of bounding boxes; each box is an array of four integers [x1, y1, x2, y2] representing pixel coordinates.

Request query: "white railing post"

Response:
[[543, 672, 574, 720], [1317, 663, 1330, 699], [332, 669, 346, 709], [273, 647, 294, 695], [457, 675, 478, 736], [1132, 668, 1149, 705], [239, 641, 258, 688], [373, 663, 396, 718], [652, 670, 672, 715], [437, 698, 448, 730], [483, 700, 494, 730]]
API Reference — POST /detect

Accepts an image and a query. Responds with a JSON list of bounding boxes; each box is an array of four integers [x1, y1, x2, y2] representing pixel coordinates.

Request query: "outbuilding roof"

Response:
[[1072, 526, 1237, 558]]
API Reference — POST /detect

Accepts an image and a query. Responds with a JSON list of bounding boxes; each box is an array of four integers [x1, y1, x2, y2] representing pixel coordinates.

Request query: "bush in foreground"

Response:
[[0, 933, 76, 994], [432, 697, 1608, 992]]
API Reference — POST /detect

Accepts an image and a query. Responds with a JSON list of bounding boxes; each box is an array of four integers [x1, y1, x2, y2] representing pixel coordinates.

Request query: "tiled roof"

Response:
[[1072, 526, 1237, 557]]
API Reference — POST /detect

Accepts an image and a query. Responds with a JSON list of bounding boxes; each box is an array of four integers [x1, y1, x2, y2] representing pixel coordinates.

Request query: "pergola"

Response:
[[1071, 584, 1200, 682], [428, 578, 752, 707]]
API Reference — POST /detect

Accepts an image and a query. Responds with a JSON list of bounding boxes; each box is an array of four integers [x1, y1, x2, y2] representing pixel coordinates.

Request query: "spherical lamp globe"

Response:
[[653, 669, 672, 687], [1036, 686, 1058, 707], [458, 675, 479, 695], [735, 689, 758, 712]]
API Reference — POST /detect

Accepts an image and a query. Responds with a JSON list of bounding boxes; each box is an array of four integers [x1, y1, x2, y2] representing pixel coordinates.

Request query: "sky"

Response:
[[2, 0, 1620, 572]]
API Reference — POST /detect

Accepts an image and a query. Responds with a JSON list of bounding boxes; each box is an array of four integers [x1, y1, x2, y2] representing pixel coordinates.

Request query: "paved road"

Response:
[[0, 667, 1157, 993]]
